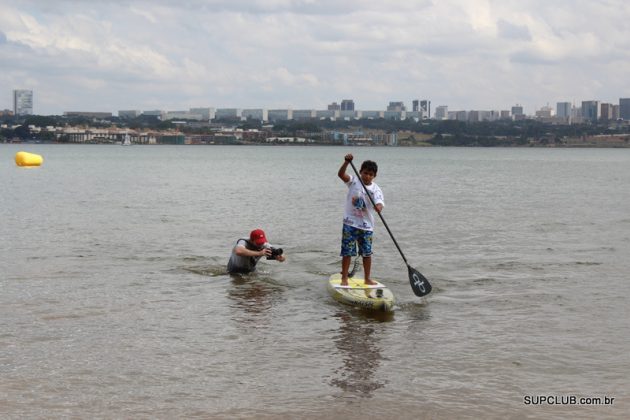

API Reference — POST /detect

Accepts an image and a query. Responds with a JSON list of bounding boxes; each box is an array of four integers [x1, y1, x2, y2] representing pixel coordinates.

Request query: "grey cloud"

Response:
[[509, 50, 556, 65], [121, 0, 434, 16], [111, 0, 372, 15], [497, 19, 531, 41]]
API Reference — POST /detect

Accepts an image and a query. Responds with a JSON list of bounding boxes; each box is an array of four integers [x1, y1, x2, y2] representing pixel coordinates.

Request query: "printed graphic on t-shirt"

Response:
[[353, 195, 366, 210], [343, 176, 383, 231]]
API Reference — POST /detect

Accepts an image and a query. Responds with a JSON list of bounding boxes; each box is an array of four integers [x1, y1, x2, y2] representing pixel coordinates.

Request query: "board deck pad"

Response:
[[329, 274, 384, 288], [328, 273, 395, 312], [333, 283, 384, 289]]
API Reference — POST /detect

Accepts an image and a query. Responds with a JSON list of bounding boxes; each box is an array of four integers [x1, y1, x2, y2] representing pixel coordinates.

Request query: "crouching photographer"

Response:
[[227, 229, 286, 274]]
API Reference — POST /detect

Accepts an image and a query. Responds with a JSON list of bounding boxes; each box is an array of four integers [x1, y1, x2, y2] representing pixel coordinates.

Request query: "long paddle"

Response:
[[348, 160, 432, 297]]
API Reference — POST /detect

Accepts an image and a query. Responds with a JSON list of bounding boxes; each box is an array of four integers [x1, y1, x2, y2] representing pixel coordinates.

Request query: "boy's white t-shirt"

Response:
[[343, 174, 384, 231]]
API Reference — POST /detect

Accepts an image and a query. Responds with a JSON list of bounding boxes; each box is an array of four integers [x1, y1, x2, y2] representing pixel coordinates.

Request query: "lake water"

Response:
[[1, 144, 629, 419]]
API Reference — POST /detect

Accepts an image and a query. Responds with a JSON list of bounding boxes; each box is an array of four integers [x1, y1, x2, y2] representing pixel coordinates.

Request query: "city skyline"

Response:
[[5, 89, 630, 122], [2, 1, 630, 115]]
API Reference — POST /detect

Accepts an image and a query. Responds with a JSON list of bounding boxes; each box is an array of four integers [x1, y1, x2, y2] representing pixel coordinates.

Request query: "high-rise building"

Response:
[[13, 89, 33, 116], [620, 98, 630, 120], [600, 103, 613, 121], [420, 100, 430, 119], [327, 102, 340, 111], [581, 100, 600, 122], [556, 102, 571, 118], [340, 99, 355, 111], [411, 99, 430, 117]]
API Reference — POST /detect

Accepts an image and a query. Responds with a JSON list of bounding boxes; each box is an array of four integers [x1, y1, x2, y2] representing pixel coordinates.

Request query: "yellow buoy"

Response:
[[15, 151, 44, 167]]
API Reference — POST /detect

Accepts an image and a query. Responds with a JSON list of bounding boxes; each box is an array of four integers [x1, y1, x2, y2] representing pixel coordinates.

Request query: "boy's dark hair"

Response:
[[360, 160, 378, 175]]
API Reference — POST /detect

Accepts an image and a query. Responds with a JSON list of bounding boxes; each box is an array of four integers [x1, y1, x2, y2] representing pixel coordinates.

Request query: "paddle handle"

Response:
[[348, 160, 409, 265]]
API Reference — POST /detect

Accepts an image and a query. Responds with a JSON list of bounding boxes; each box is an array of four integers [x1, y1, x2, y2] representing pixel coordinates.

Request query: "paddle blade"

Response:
[[408, 265, 432, 297]]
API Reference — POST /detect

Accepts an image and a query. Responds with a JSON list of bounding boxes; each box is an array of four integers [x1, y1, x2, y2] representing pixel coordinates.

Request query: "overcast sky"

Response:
[[2, 0, 630, 116]]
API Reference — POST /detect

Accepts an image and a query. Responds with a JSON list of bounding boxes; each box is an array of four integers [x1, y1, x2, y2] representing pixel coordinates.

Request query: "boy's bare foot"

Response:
[[340, 277, 349, 286], [364, 279, 378, 286]]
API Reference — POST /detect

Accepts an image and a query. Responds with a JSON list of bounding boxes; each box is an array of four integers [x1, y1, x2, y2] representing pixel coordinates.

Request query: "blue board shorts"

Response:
[[340, 224, 373, 257]]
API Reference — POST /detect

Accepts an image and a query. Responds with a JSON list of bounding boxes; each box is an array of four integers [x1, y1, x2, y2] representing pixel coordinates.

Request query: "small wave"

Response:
[[181, 255, 208, 262], [183, 265, 228, 277], [575, 246, 615, 253], [40, 311, 106, 321]]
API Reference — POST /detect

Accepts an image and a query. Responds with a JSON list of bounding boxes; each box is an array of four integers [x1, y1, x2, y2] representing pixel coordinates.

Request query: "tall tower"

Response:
[[420, 100, 430, 119], [13, 89, 33, 116], [581, 100, 600, 122], [340, 99, 355, 111]]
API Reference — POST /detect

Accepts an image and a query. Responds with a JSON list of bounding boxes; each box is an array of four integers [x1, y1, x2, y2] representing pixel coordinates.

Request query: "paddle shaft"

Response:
[[348, 160, 409, 266]]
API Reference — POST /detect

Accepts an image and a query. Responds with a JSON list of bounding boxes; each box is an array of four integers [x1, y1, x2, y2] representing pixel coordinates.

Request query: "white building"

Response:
[[435, 105, 448, 120]]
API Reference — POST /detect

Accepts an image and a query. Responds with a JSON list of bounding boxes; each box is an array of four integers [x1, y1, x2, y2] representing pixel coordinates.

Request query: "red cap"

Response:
[[250, 229, 267, 246]]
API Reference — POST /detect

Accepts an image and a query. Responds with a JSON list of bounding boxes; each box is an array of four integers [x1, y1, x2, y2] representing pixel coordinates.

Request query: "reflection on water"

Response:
[[226, 274, 284, 329], [330, 310, 389, 396]]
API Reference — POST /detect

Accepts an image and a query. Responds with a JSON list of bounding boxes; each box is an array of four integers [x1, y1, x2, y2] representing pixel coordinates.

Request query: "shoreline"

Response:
[[3, 140, 630, 148]]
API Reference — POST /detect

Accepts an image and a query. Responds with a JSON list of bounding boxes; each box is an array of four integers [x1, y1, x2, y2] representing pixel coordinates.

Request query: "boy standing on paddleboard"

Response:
[[338, 154, 384, 287]]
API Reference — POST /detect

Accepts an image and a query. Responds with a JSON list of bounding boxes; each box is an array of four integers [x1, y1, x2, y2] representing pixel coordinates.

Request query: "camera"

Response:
[[266, 246, 283, 260]]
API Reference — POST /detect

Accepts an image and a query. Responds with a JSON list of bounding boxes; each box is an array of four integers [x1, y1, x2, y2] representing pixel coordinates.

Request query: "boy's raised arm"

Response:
[[338, 154, 353, 182]]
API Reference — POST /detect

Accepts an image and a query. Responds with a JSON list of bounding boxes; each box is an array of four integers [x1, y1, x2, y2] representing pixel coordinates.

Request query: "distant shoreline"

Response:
[[3, 141, 630, 148]]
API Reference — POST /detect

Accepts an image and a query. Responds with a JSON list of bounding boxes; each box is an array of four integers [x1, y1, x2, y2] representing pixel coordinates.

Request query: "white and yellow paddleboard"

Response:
[[327, 273, 395, 312]]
